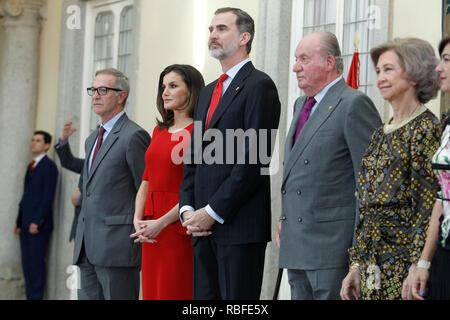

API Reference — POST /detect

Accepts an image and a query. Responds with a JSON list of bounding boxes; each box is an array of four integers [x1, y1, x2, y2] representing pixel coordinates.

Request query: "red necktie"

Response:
[[293, 97, 316, 145], [91, 126, 105, 170], [206, 73, 229, 129], [30, 160, 36, 171]]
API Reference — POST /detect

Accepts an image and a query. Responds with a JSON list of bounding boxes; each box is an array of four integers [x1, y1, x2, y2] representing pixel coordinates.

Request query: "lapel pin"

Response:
[[236, 87, 240, 91], [328, 106, 333, 110]]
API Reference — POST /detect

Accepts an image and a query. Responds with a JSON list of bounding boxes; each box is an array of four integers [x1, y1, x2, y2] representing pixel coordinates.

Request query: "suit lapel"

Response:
[[85, 130, 97, 163], [284, 97, 306, 163], [83, 128, 97, 181], [27, 155, 47, 179], [199, 84, 215, 127], [87, 113, 127, 183], [33, 155, 45, 169], [283, 79, 346, 184], [206, 61, 253, 130]]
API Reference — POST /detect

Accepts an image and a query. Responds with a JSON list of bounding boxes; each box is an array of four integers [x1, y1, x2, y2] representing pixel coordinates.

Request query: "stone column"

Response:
[[0, 0, 44, 299], [255, 0, 293, 300], [45, 0, 87, 300]]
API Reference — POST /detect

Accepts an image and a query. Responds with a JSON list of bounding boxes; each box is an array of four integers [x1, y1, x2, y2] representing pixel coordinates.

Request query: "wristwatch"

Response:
[[417, 259, 431, 270]]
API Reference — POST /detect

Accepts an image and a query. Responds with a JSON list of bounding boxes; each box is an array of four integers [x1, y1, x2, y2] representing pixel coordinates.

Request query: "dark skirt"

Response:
[[429, 245, 450, 299]]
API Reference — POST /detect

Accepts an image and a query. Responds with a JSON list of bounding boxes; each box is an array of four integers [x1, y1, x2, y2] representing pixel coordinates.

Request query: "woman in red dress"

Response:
[[131, 65, 204, 299]]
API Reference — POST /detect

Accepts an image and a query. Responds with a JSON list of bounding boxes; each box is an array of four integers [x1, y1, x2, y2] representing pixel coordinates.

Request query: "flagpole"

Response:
[[354, 29, 360, 52], [347, 29, 361, 90]]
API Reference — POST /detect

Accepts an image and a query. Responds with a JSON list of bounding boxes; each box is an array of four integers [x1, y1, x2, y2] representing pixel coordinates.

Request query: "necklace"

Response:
[[389, 104, 422, 125]]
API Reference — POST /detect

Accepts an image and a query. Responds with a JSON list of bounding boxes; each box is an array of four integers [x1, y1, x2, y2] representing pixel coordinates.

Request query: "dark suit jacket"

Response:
[[179, 61, 281, 245], [54, 141, 85, 241], [16, 155, 58, 232], [55, 141, 84, 174]]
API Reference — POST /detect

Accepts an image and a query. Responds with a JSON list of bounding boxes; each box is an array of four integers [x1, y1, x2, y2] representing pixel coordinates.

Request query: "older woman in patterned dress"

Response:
[[340, 38, 441, 300]]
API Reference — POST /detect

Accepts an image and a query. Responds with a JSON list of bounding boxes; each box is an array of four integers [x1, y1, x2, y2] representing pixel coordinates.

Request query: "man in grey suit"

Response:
[[73, 68, 150, 300], [275, 31, 381, 300]]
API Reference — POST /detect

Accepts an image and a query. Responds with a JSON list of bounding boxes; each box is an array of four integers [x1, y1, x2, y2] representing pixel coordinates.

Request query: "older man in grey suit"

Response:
[[73, 68, 150, 300], [275, 31, 381, 300]]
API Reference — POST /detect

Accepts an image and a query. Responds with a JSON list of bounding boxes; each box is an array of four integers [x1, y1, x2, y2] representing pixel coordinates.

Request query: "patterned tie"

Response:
[[206, 73, 229, 129], [90, 126, 105, 170], [293, 97, 316, 145], [30, 160, 36, 171]]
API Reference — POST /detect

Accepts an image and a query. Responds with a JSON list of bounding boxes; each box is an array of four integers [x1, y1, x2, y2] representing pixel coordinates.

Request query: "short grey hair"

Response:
[[215, 7, 255, 54], [370, 38, 440, 104], [95, 68, 130, 106], [314, 30, 344, 74]]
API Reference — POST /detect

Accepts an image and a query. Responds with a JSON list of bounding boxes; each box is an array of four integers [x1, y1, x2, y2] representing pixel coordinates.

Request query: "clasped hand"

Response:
[[181, 208, 214, 237], [130, 218, 164, 243]]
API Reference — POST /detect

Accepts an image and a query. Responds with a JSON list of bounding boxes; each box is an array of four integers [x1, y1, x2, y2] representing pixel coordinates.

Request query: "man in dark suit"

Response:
[[73, 68, 150, 300], [55, 120, 84, 242], [275, 31, 381, 299], [179, 7, 281, 300], [14, 131, 58, 300]]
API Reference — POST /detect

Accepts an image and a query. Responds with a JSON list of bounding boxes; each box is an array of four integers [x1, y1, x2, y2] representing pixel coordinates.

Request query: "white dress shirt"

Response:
[[31, 153, 46, 168], [88, 110, 125, 173], [309, 76, 343, 116]]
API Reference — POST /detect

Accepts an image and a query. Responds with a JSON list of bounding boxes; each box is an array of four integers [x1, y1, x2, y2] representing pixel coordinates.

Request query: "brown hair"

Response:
[[439, 36, 450, 56], [215, 7, 255, 54], [156, 64, 205, 129]]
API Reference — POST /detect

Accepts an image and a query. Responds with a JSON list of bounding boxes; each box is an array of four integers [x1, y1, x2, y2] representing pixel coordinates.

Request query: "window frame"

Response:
[[80, 0, 135, 144], [286, 0, 388, 130]]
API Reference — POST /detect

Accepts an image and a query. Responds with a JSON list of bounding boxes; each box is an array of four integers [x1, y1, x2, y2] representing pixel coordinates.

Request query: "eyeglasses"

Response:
[[87, 86, 123, 96]]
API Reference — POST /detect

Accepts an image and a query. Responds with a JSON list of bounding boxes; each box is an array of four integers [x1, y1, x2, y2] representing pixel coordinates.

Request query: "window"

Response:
[[287, 0, 388, 127], [303, 0, 337, 35], [118, 6, 135, 77], [94, 11, 115, 71], [342, 0, 377, 98], [81, 0, 135, 137]]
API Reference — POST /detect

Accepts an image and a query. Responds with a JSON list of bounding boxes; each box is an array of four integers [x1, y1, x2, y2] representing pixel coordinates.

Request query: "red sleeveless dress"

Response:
[[141, 123, 193, 300]]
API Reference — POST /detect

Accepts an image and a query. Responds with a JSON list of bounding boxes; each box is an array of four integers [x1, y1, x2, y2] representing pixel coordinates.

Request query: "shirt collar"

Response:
[[33, 153, 46, 166], [313, 76, 343, 104], [101, 110, 125, 133], [225, 58, 251, 81]]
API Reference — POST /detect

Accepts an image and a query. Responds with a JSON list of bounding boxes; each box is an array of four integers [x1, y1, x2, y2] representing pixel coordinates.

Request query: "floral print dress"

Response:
[[348, 106, 440, 300], [432, 122, 450, 248]]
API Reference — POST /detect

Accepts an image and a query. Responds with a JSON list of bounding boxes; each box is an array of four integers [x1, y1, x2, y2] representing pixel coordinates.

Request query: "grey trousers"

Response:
[[287, 267, 347, 300], [77, 246, 140, 300]]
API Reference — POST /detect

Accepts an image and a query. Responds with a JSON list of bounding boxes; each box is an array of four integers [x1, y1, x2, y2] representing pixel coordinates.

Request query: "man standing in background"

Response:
[[14, 130, 58, 300]]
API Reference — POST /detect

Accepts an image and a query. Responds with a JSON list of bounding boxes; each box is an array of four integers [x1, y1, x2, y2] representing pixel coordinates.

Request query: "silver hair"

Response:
[[313, 30, 344, 74], [370, 38, 440, 104], [95, 68, 130, 106]]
